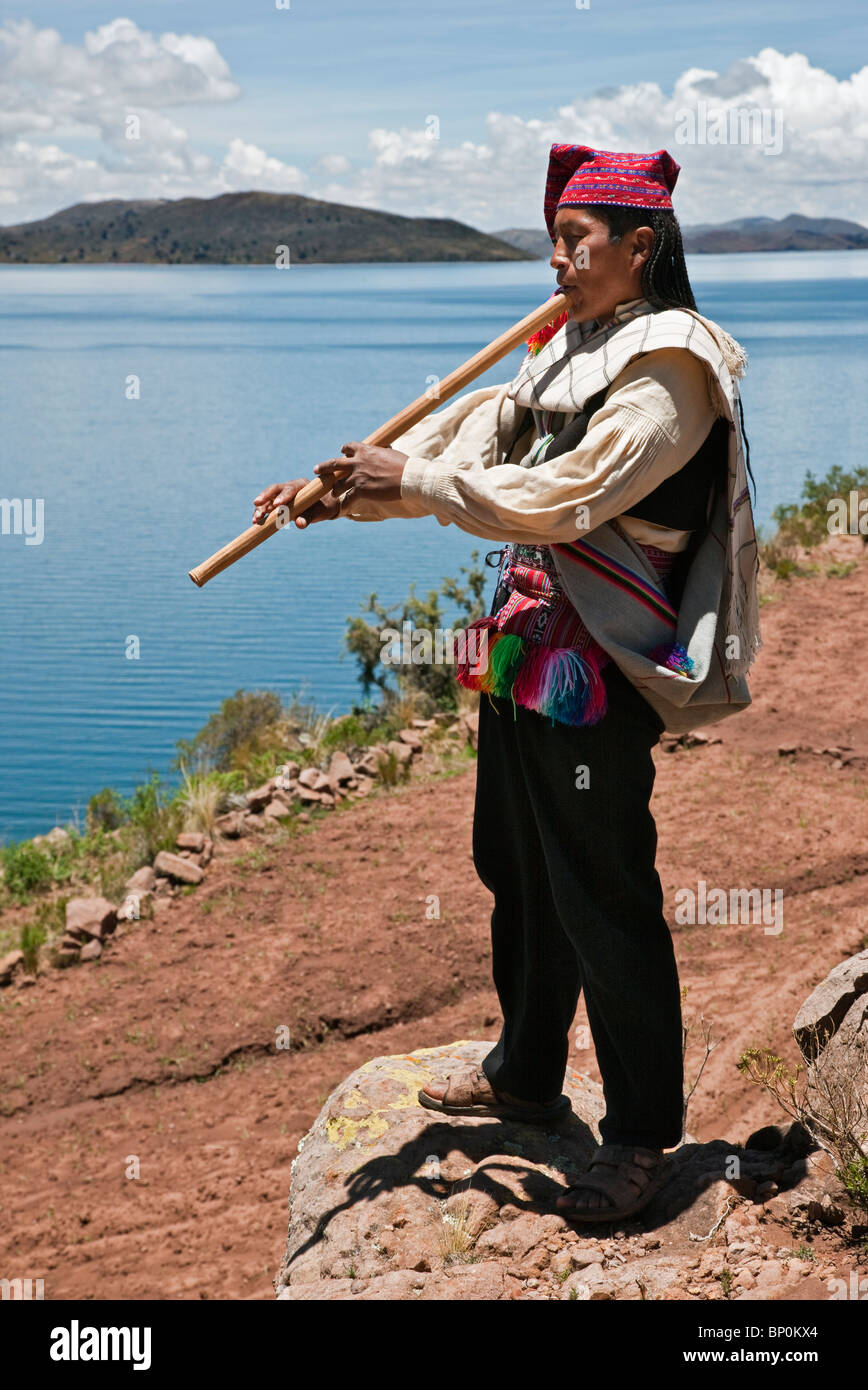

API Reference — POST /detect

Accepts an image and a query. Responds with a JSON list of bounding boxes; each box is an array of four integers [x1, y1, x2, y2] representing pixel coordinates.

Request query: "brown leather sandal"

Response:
[[557, 1144, 669, 1223], [418, 1066, 570, 1125]]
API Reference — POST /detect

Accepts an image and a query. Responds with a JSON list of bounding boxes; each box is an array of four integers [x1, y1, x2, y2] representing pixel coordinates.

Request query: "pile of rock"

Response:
[[2, 710, 483, 984], [214, 716, 478, 838], [54, 896, 118, 967]]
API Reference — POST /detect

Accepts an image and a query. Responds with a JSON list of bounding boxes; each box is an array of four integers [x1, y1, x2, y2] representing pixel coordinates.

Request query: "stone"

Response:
[[80, 939, 103, 962], [296, 785, 323, 805], [385, 740, 413, 766], [45, 826, 70, 848], [200, 838, 213, 866], [0, 949, 25, 985], [355, 748, 385, 778], [125, 865, 156, 894], [350, 777, 375, 798], [804, 990, 868, 1133], [570, 1246, 605, 1269], [245, 781, 276, 812], [152, 851, 204, 885], [275, 1041, 604, 1301], [274, 1042, 839, 1303], [442, 1189, 499, 1240], [55, 947, 80, 967], [327, 750, 356, 787], [176, 831, 206, 853], [215, 811, 246, 838], [65, 897, 117, 941], [794, 948, 868, 1059], [264, 798, 292, 821], [397, 728, 423, 751], [298, 768, 321, 789]]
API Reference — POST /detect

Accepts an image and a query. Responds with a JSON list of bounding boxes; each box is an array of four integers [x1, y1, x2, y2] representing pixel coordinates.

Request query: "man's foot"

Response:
[[556, 1144, 668, 1223], [418, 1066, 570, 1126]]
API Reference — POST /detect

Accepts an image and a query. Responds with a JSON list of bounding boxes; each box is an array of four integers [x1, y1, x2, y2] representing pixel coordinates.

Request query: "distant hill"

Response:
[[0, 191, 532, 265], [494, 213, 868, 258], [682, 214, 868, 253]]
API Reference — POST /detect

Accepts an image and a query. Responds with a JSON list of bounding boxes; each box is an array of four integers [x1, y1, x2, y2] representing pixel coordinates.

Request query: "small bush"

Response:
[[178, 770, 223, 837], [2, 841, 52, 901], [20, 921, 46, 974], [840, 1156, 868, 1218], [87, 787, 125, 833], [125, 774, 181, 861], [375, 751, 408, 788], [175, 689, 283, 773], [319, 714, 368, 752]]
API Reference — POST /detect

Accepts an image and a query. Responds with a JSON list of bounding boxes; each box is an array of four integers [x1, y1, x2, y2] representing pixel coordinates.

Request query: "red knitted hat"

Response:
[[544, 144, 681, 239]]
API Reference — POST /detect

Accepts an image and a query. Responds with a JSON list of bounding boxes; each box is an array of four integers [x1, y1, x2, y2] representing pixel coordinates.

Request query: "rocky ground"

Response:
[[1, 542, 868, 1301]]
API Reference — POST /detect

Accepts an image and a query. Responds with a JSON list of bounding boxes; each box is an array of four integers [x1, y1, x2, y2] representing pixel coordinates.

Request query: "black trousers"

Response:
[[473, 660, 685, 1150]]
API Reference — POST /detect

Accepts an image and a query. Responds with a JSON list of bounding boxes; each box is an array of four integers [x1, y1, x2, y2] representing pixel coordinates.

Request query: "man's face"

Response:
[[550, 207, 653, 324]]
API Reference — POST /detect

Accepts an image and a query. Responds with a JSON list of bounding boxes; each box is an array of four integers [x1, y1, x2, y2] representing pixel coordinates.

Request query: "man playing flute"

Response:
[[253, 143, 760, 1224]]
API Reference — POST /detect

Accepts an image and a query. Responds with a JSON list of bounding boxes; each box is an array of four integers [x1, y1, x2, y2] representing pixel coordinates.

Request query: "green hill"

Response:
[[0, 191, 532, 265]]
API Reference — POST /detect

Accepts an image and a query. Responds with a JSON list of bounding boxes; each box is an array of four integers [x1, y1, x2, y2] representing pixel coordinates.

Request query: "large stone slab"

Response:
[[794, 949, 868, 1060], [274, 1041, 798, 1301]]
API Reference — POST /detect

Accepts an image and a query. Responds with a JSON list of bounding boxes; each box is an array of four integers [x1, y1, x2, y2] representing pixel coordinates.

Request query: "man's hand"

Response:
[[251, 478, 342, 530], [314, 442, 408, 508]]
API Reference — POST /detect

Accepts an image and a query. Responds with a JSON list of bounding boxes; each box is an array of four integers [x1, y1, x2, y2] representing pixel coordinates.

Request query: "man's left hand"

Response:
[[314, 442, 408, 508]]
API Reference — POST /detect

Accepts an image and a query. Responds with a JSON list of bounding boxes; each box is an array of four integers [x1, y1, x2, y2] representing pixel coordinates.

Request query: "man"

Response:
[[253, 144, 760, 1223]]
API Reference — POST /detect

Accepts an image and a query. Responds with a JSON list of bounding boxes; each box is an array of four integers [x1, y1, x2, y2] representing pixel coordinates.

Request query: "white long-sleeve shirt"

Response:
[[343, 343, 721, 554]]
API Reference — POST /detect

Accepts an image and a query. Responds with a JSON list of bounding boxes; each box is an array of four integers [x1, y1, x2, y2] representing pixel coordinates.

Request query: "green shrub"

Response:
[[175, 689, 283, 773], [319, 714, 369, 752], [344, 551, 488, 711], [841, 1156, 868, 1217], [20, 921, 46, 974], [2, 840, 52, 901], [87, 786, 126, 833], [124, 774, 181, 861]]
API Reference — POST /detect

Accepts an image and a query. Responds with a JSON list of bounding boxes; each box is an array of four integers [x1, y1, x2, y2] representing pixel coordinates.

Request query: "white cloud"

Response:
[[219, 138, 306, 193], [313, 50, 868, 229], [312, 153, 352, 177], [0, 22, 866, 231]]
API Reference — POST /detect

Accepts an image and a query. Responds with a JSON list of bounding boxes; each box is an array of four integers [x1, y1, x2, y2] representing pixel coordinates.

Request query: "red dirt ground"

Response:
[[1, 544, 867, 1300]]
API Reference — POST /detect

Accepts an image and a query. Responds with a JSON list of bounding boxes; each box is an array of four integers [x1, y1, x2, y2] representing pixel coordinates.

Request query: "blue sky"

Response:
[[1, 1, 866, 226]]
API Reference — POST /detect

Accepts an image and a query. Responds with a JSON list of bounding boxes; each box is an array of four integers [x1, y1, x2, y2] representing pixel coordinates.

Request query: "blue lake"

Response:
[[1, 252, 867, 839]]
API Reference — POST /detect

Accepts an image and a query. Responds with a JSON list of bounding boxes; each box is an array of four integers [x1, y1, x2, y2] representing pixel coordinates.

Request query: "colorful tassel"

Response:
[[455, 618, 498, 690], [513, 645, 608, 726], [649, 641, 694, 675], [457, 639, 606, 727], [483, 632, 526, 698], [526, 302, 569, 356]]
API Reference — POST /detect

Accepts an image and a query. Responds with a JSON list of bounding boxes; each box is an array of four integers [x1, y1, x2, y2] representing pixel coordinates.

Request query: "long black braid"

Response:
[[579, 203, 757, 504], [582, 203, 698, 311]]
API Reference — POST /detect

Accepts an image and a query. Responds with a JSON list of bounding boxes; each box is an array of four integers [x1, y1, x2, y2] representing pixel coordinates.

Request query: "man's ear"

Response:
[[631, 225, 654, 268]]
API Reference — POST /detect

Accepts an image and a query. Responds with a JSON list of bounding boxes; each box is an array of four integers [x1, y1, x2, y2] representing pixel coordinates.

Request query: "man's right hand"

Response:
[[252, 478, 342, 530]]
